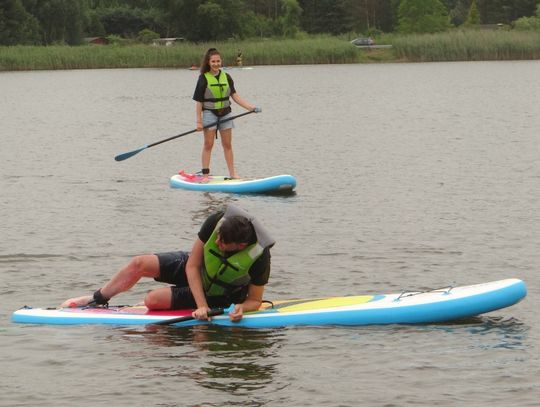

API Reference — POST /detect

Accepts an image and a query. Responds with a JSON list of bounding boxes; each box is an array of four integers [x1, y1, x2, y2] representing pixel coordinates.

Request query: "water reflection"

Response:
[[391, 316, 530, 350], [189, 189, 296, 225], [191, 193, 236, 224], [261, 189, 297, 198], [460, 316, 530, 350], [117, 325, 285, 396]]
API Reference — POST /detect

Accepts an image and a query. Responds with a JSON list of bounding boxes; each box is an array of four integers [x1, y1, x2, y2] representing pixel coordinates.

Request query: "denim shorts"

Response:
[[203, 110, 235, 131]]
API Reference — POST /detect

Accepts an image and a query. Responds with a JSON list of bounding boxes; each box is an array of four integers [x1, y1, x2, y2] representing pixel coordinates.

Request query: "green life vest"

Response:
[[201, 205, 274, 298], [203, 71, 231, 110]]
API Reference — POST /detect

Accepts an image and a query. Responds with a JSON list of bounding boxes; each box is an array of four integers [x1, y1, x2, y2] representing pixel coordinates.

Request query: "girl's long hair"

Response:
[[200, 48, 221, 74]]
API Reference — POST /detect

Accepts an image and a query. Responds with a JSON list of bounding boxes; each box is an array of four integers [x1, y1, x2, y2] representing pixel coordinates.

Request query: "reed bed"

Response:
[[0, 44, 203, 71], [0, 37, 360, 71], [1, 31, 539, 71], [217, 37, 360, 65], [392, 30, 540, 62]]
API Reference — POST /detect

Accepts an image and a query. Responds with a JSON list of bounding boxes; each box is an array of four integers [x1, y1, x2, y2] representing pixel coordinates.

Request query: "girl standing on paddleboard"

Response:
[[193, 48, 260, 180]]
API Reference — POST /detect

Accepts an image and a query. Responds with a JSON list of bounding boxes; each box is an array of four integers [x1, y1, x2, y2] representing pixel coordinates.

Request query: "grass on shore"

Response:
[[390, 29, 540, 62], [0, 31, 539, 71], [0, 37, 363, 71]]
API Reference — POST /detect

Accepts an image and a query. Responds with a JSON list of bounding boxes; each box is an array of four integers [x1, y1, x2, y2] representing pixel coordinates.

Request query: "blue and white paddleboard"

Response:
[[170, 171, 296, 194], [12, 279, 526, 328]]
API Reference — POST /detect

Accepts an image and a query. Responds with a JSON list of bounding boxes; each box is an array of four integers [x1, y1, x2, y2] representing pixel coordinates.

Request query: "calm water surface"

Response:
[[1, 61, 539, 406]]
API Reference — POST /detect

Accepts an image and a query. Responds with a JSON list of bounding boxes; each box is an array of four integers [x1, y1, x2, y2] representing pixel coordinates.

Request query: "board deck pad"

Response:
[[12, 279, 526, 328]]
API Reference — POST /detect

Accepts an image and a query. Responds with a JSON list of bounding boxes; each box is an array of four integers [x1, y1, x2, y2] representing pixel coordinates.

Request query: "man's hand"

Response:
[[228, 304, 244, 322], [192, 306, 212, 321]]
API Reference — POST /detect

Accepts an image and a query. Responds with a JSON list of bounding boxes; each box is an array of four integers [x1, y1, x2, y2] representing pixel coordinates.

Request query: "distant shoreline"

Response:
[[1, 31, 539, 71]]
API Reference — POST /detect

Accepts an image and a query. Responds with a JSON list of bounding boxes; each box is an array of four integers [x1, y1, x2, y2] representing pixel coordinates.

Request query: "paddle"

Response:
[[114, 110, 255, 162], [151, 307, 225, 326]]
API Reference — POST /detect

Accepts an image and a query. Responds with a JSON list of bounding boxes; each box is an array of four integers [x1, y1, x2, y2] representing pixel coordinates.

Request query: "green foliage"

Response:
[[3, 0, 540, 46], [465, 0, 480, 26], [196, 1, 227, 41], [86, 11, 106, 37], [513, 4, 540, 31], [514, 16, 540, 31], [236, 11, 276, 38], [300, 0, 349, 35], [97, 6, 157, 38], [398, 0, 450, 33], [0, 0, 40, 45], [137, 28, 159, 43], [476, 0, 538, 25], [105, 34, 127, 45], [448, 0, 469, 26], [280, 0, 302, 37], [23, 0, 87, 45], [299, 0, 397, 35]]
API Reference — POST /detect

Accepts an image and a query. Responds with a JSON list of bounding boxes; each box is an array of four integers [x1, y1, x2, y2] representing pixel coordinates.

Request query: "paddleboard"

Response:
[[170, 171, 296, 194], [12, 279, 526, 328], [222, 66, 254, 70]]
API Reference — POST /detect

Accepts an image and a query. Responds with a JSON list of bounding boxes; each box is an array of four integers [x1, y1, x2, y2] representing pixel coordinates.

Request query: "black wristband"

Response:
[[202, 168, 210, 175], [93, 289, 109, 305]]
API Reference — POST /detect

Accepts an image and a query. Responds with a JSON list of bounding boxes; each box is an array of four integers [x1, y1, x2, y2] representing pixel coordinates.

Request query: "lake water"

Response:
[[1, 61, 539, 406]]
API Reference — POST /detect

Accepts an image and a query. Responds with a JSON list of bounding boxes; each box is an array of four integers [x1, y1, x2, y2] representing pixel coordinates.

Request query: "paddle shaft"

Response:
[[152, 308, 224, 326], [114, 110, 255, 161], [148, 110, 253, 148]]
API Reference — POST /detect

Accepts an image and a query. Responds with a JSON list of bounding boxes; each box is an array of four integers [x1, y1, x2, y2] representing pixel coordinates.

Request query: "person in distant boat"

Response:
[[236, 49, 243, 67], [61, 205, 274, 322], [193, 47, 260, 180]]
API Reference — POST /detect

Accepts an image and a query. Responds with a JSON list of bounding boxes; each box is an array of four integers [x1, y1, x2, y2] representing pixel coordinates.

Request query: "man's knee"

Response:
[[128, 255, 158, 277], [144, 289, 171, 310], [144, 291, 159, 309]]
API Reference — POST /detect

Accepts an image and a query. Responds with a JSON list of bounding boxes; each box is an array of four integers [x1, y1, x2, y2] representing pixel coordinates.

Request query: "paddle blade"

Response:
[[114, 145, 148, 161]]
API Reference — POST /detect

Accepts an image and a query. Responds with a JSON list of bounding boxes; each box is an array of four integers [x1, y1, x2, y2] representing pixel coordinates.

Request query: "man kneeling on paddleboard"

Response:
[[61, 205, 274, 322]]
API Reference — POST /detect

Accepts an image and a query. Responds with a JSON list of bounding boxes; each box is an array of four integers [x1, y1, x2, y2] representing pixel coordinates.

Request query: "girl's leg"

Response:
[[202, 129, 216, 177], [219, 128, 237, 178]]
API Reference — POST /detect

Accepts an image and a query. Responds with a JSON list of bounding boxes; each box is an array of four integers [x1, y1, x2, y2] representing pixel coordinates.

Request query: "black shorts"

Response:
[[154, 251, 233, 309], [155, 251, 190, 286], [153, 251, 193, 309]]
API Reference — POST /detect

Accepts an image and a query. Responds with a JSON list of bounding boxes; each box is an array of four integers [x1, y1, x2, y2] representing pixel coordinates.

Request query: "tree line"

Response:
[[1, 0, 539, 46]]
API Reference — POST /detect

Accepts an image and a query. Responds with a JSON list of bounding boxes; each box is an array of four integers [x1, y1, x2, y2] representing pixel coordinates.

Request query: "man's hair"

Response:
[[219, 216, 256, 244]]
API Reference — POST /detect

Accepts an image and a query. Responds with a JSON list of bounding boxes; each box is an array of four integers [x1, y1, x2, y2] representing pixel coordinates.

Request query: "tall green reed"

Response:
[[392, 30, 540, 62], [1, 32, 539, 71]]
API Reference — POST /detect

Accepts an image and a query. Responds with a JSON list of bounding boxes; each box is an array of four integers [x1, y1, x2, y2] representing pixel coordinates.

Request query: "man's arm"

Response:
[[228, 284, 264, 322], [185, 238, 212, 320]]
